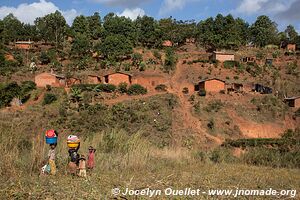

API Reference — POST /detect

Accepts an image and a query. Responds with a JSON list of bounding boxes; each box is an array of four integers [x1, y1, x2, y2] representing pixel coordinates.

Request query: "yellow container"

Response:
[[67, 141, 79, 148]]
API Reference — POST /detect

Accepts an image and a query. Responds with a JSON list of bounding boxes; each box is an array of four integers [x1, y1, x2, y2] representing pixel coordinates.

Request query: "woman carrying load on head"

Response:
[[67, 137, 80, 176]]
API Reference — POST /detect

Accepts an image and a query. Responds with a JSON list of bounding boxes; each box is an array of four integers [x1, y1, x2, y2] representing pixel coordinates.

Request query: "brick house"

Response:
[[35, 72, 66, 87], [197, 78, 226, 92], [162, 40, 173, 47], [287, 43, 296, 51], [103, 72, 132, 85], [66, 77, 81, 87], [15, 41, 33, 50], [87, 75, 101, 84], [227, 83, 244, 93], [284, 97, 300, 108], [132, 74, 168, 92], [211, 51, 235, 62]]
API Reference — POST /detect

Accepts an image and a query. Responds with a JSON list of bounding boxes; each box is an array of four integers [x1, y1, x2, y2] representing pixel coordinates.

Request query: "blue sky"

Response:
[[0, 0, 299, 31]]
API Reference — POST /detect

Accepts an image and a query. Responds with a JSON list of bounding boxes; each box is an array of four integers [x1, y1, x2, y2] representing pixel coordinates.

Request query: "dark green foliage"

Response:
[[164, 47, 177, 72], [153, 50, 161, 60], [250, 15, 278, 47], [197, 14, 249, 49], [131, 53, 143, 67], [97, 34, 133, 61], [127, 84, 147, 95], [0, 82, 21, 107], [71, 34, 91, 57], [251, 96, 287, 118], [72, 84, 116, 93], [155, 84, 167, 92], [40, 51, 51, 65], [199, 89, 206, 96], [43, 93, 57, 105], [118, 82, 128, 93], [204, 100, 224, 112], [246, 62, 262, 77]]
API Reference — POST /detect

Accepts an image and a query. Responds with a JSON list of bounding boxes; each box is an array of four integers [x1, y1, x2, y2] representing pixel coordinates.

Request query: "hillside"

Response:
[[1, 12, 300, 199]]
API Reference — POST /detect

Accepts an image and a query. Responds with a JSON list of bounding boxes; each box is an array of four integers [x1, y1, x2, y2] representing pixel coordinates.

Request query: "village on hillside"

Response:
[[0, 6, 299, 199]]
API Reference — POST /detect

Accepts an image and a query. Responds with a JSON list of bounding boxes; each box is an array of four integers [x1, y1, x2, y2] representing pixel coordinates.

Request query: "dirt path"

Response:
[[169, 54, 223, 145]]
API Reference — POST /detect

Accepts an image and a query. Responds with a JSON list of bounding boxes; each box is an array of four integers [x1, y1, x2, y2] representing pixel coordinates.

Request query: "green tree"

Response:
[[135, 16, 161, 48], [103, 13, 136, 43], [71, 34, 91, 57], [87, 12, 103, 40], [285, 25, 298, 43], [2, 14, 23, 43], [164, 48, 177, 72], [250, 15, 278, 47], [35, 11, 67, 49], [97, 34, 133, 61], [72, 15, 89, 35]]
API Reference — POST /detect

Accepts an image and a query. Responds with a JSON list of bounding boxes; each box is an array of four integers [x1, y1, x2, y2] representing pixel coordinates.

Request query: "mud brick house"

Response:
[[35, 72, 66, 87], [253, 84, 272, 94], [87, 75, 101, 84], [162, 40, 173, 47], [284, 97, 300, 108], [211, 51, 235, 62], [133, 74, 168, 92], [66, 77, 81, 87], [103, 72, 132, 85], [227, 83, 244, 93], [241, 56, 256, 63], [15, 41, 33, 50], [197, 78, 226, 93], [286, 44, 296, 51]]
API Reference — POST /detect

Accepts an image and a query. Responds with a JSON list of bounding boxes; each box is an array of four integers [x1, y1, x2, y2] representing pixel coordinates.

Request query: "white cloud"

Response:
[[0, 0, 79, 25], [117, 8, 145, 20], [235, 0, 294, 15], [159, 0, 195, 15]]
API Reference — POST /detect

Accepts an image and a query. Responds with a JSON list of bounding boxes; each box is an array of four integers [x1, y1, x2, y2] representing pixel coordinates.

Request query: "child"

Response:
[[68, 142, 80, 176], [87, 146, 96, 170], [48, 144, 57, 175], [78, 155, 87, 178]]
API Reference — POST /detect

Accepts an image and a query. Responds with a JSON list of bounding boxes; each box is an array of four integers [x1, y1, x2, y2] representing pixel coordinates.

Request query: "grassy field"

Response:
[[0, 92, 299, 199]]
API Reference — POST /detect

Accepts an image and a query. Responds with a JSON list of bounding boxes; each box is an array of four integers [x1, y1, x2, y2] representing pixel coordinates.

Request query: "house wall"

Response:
[[200, 80, 225, 92], [67, 78, 81, 86], [15, 44, 31, 49], [133, 76, 168, 92], [35, 73, 63, 87], [87, 76, 101, 84], [214, 54, 234, 62], [105, 73, 131, 85], [287, 44, 296, 51], [295, 99, 300, 108]]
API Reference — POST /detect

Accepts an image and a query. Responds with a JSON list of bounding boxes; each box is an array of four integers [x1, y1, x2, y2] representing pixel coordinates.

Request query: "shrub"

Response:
[[164, 48, 177, 72], [233, 76, 239, 80], [199, 89, 206, 96], [40, 51, 51, 65], [127, 84, 147, 95], [204, 100, 224, 112], [207, 119, 215, 130], [0, 82, 21, 107], [139, 62, 146, 71], [182, 87, 189, 94], [155, 84, 167, 92], [95, 84, 116, 93], [118, 82, 128, 93], [132, 53, 143, 67], [224, 60, 239, 69], [153, 50, 161, 60], [43, 93, 57, 105]]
